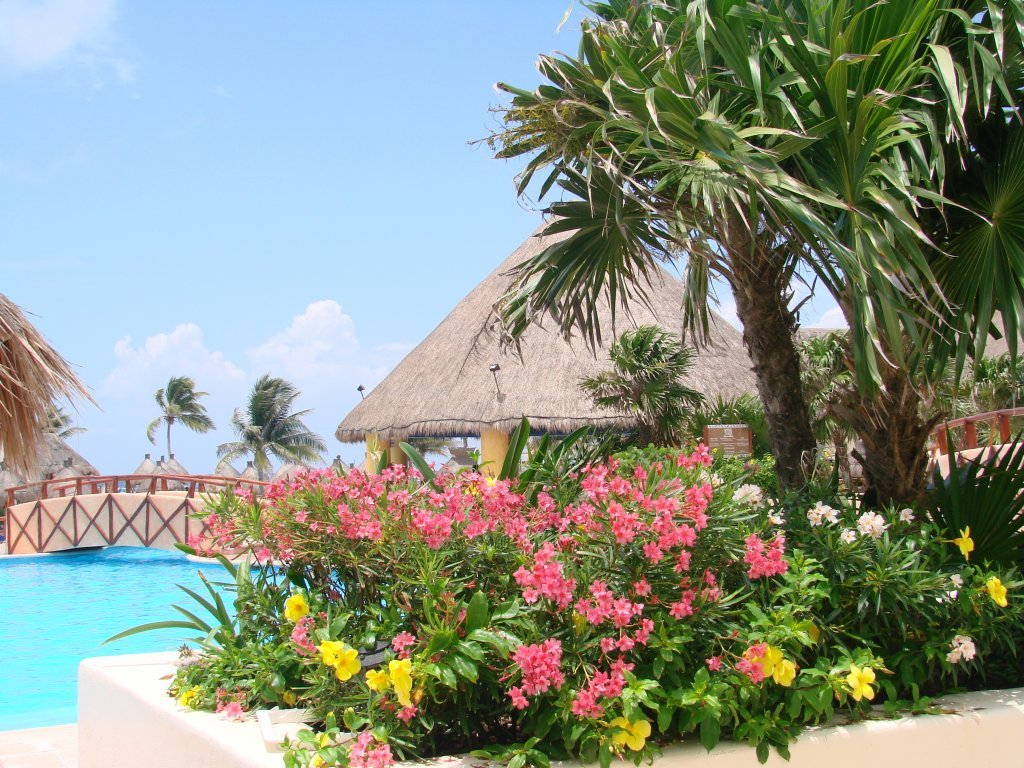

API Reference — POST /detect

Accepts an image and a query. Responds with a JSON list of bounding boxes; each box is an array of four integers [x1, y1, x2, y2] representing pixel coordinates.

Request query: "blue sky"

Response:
[[1, 1, 842, 475]]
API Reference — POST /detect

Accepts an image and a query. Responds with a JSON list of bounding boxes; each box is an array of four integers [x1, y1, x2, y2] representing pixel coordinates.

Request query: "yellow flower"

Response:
[[319, 641, 361, 681], [846, 664, 876, 702], [772, 658, 797, 687], [177, 685, 201, 709], [572, 611, 587, 636], [284, 593, 310, 623], [759, 645, 783, 678], [951, 527, 974, 561], [609, 718, 651, 752], [986, 576, 1009, 608], [365, 668, 390, 693], [319, 640, 348, 668], [389, 658, 414, 707], [282, 691, 297, 706], [808, 623, 820, 643]]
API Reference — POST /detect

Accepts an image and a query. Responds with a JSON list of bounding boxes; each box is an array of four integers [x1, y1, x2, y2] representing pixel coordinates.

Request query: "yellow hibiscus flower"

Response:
[[318, 640, 348, 668], [846, 664, 875, 702], [177, 685, 201, 709], [951, 527, 975, 561], [332, 647, 361, 682], [609, 718, 651, 752], [986, 576, 1009, 608], [389, 658, 414, 707], [284, 593, 310, 623], [365, 668, 390, 693], [759, 645, 783, 678]]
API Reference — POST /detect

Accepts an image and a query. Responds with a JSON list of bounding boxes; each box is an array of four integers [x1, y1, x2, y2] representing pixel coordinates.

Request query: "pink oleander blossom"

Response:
[[391, 632, 417, 659], [290, 615, 317, 656], [743, 533, 789, 579], [511, 639, 565, 696], [348, 732, 394, 768]]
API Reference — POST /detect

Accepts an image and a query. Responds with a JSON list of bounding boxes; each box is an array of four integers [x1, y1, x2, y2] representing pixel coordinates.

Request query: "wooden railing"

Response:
[[933, 408, 1024, 455], [3, 473, 270, 510], [1, 474, 270, 555]]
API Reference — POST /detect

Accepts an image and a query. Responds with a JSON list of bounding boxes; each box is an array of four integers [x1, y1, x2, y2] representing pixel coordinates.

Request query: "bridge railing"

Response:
[[1, 474, 271, 555], [932, 407, 1024, 455]]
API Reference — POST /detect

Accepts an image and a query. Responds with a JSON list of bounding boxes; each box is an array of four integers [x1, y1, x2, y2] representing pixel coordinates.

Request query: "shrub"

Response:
[[151, 446, 1022, 767]]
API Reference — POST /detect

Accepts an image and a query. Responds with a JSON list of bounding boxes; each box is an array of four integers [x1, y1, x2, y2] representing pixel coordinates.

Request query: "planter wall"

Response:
[[79, 653, 1024, 768]]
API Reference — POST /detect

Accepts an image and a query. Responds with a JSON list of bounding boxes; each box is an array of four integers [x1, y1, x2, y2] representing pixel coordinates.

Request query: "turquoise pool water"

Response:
[[0, 547, 225, 731]]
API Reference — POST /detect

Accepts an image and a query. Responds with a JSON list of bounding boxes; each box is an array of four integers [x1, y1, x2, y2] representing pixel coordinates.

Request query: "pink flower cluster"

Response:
[[743, 533, 788, 579], [736, 643, 767, 683], [570, 659, 634, 719], [514, 543, 577, 609], [290, 615, 317, 656], [348, 731, 394, 768], [215, 688, 246, 721], [575, 580, 644, 628], [391, 632, 417, 659], [508, 639, 565, 709]]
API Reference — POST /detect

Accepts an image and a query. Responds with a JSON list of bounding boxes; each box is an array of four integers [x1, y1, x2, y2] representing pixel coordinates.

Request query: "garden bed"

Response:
[[79, 652, 1024, 768]]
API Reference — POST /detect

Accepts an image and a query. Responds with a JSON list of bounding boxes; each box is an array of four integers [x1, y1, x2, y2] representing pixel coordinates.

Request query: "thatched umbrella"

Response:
[[165, 453, 188, 476], [215, 458, 241, 478], [133, 453, 158, 475], [336, 225, 755, 446], [0, 294, 93, 476], [272, 462, 306, 482], [239, 461, 260, 481]]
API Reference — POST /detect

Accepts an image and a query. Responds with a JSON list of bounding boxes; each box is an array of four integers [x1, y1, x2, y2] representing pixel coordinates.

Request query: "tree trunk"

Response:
[[835, 364, 938, 506], [166, 419, 173, 458], [725, 227, 817, 490]]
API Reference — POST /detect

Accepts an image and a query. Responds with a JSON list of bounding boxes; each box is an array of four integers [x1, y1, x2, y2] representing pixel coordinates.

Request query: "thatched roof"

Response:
[[165, 454, 188, 476], [337, 226, 756, 442], [0, 294, 93, 475], [272, 462, 306, 482], [215, 458, 241, 478], [0, 432, 99, 500], [133, 453, 158, 475]]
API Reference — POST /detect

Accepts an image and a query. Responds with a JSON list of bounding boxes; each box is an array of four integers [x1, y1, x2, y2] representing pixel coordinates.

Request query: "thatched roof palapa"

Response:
[[337, 225, 756, 443], [0, 294, 94, 475], [133, 453, 158, 475]]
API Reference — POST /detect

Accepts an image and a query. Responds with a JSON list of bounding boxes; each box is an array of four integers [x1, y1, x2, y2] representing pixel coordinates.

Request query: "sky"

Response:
[[1, 0, 843, 476]]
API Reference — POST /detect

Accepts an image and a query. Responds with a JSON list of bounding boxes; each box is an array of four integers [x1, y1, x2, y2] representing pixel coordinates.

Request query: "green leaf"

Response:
[[700, 714, 721, 752], [399, 441, 438, 486], [424, 630, 457, 657], [499, 416, 532, 480], [447, 653, 479, 682], [465, 591, 489, 633]]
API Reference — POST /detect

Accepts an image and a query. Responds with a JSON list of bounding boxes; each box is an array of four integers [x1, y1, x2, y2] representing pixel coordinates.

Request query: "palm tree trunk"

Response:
[[835, 364, 938, 505], [166, 420, 173, 458], [726, 228, 817, 490]]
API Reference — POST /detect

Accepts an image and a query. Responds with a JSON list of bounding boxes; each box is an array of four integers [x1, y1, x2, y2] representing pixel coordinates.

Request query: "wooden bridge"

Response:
[[931, 407, 1024, 478], [1, 474, 268, 556]]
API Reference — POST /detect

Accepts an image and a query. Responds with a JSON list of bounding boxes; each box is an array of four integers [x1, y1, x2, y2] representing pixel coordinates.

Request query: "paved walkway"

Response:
[[0, 724, 77, 768]]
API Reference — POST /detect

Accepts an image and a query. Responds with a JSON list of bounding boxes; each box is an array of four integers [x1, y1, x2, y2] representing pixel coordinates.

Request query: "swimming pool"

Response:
[[0, 547, 226, 731]]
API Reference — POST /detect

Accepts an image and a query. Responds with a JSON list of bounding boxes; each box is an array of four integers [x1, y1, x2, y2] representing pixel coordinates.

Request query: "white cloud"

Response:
[[104, 323, 245, 398], [812, 305, 848, 328], [0, 0, 117, 72], [712, 299, 742, 331]]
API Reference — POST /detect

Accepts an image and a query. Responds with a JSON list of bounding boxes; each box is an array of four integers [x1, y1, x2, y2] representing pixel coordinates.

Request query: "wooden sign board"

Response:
[[703, 424, 753, 457]]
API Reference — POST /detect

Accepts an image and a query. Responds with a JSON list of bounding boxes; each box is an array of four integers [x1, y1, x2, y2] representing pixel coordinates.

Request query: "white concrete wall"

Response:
[[80, 653, 1024, 768]]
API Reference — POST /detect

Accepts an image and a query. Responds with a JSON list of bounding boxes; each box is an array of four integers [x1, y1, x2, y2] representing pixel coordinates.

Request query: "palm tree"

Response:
[[46, 405, 86, 440], [799, 333, 855, 486], [490, 0, 1024, 501], [146, 376, 215, 457], [216, 375, 326, 480], [581, 326, 705, 446]]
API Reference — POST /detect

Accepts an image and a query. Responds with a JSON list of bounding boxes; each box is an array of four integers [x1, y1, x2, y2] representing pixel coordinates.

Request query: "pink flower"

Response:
[[706, 656, 722, 672], [513, 543, 577, 609], [290, 616, 317, 656], [348, 732, 394, 768], [632, 578, 652, 597], [508, 686, 529, 710], [511, 639, 565, 696], [391, 632, 417, 659], [743, 533, 788, 579], [396, 705, 418, 723], [643, 542, 664, 563]]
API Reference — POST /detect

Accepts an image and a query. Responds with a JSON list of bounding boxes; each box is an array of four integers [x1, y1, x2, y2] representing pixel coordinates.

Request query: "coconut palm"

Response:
[[490, 0, 1024, 500], [146, 376, 215, 457], [216, 375, 326, 480], [799, 333, 856, 486], [581, 326, 705, 446], [46, 405, 86, 440]]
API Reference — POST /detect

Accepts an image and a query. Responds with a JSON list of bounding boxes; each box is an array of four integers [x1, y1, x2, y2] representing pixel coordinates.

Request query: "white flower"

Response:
[[948, 635, 976, 664], [839, 529, 858, 544], [734, 483, 764, 508], [856, 511, 888, 539], [899, 508, 915, 523], [950, 573, 964, 589], [807, 501, 840, 527], [768, 511, 786, 526]]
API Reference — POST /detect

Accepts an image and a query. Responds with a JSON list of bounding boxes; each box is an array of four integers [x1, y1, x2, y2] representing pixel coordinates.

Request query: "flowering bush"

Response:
[[163, 445, 1023, 767]]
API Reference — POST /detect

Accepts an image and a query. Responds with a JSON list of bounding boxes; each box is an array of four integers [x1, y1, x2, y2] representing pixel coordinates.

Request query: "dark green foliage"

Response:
[[926, 435, 1024, 566]]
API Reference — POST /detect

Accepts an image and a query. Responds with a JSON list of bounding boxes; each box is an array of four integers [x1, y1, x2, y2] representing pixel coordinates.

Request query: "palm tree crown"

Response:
[[46, 405, 86, 440], [581, 326, 706, 446], [216, 374, 326, 480], [146, 376, 215, 457]]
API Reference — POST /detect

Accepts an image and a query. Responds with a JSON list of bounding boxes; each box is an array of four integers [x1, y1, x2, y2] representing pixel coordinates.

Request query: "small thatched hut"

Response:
[[215, 458, 241, 478], [0, 294, 93, 475], [133, 453, 158, 475], [336, 225, 755, 470]]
